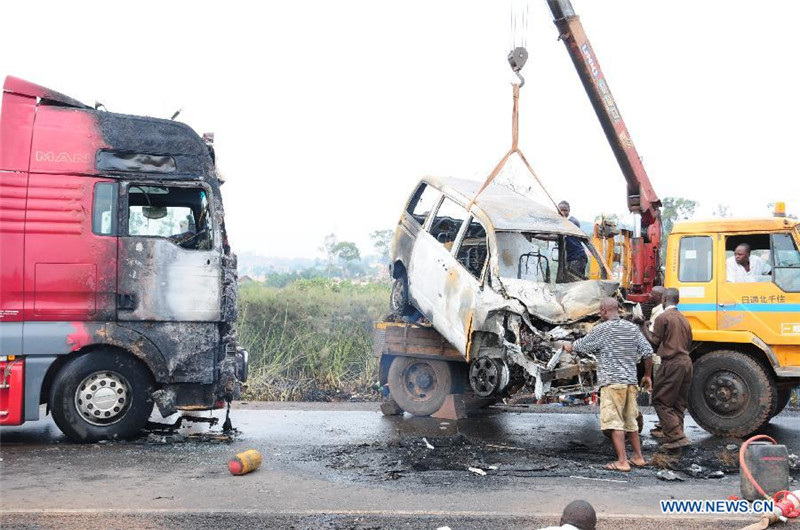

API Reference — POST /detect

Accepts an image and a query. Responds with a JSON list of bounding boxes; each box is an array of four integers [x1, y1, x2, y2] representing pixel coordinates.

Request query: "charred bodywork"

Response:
[[0, 76, 247, 434], [387, 177, 620, 408]]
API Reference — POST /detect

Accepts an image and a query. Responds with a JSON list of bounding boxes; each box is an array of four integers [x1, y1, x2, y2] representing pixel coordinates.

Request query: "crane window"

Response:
[[678, 236, 713, 283]]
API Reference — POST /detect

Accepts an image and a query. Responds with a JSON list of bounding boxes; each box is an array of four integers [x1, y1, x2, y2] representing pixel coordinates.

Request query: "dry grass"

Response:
[[237, 278, 390, 401]]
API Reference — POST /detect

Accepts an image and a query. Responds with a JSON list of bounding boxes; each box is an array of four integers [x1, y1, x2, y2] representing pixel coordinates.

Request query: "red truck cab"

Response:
[[0, 77, 247, 442]]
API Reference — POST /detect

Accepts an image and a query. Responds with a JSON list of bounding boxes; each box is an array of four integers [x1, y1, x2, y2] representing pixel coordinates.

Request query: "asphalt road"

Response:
[[2, 402, 799, 529]]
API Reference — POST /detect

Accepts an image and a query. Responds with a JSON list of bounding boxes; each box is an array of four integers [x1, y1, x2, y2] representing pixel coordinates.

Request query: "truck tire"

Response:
[[49, 350, 154, 443], [688, 350, 775, 438], [774, 384, 794, 417], [390, 276, 413, 317], [387, 356, 452, 416]]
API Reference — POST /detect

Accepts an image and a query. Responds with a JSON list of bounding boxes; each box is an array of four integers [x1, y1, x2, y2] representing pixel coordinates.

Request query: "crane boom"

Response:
[[547, 0, 662, 301]]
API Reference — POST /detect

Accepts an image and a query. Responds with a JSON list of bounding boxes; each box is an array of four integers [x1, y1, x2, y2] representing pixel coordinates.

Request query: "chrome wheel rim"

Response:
[[75, 371, 131, 426]]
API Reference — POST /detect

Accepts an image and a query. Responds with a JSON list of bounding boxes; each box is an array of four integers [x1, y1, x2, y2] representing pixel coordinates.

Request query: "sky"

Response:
[[3, 0, 799, 258]]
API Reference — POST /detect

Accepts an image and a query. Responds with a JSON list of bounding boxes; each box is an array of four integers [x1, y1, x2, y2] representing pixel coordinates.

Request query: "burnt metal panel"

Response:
[[117, 237, 222, 323], [96, 112, 212, 179], [121, 321, 219, 384]]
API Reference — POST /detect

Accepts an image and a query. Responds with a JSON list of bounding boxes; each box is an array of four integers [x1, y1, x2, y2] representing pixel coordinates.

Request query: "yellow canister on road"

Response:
[[228, 449, 262, 476]]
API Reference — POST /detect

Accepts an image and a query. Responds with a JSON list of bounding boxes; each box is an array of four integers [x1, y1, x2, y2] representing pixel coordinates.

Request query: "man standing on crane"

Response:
[[558, 200, 588, 279]]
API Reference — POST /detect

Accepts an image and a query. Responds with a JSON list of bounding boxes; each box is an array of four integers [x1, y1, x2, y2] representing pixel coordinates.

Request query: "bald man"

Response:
[[641, 286, 666, 331], [563, 298, 654, 472], [538, 499, 597, 530]]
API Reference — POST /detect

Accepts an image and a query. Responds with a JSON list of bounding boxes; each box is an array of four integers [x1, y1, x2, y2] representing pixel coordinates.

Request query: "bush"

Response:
[[237, 279, 390, 401]]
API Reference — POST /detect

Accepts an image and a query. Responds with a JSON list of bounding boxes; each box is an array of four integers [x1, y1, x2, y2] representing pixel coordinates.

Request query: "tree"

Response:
[[713, 204, 731, 218], [332, 241, 362, 278], [661, 197, 698, 255], [661, 197, 698, 236], [319, 233, 338, 277], [333, 241, 361, 263], [369, 229, 393, 262]]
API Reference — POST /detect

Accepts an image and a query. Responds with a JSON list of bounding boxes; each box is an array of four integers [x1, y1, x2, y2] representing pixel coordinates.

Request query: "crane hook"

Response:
[[507, 46, 529, 87]]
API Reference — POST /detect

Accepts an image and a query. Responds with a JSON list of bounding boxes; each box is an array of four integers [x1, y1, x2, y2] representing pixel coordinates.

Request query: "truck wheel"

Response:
[[688, 350, 775, 438], [387, 356, 452, 416], [49, 350, 154, 443], [774, 384, 794, 417], [390, 276, 413, 317], [380, 395, 404, 416]]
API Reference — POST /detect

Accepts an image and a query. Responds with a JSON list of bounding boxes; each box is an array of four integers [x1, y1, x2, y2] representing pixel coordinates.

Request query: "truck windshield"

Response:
[[773, 232, 800, 292]]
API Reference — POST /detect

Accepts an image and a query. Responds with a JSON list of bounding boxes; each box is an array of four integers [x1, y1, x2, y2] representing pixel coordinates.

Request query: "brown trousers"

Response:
[[652, 354, 693, 442]]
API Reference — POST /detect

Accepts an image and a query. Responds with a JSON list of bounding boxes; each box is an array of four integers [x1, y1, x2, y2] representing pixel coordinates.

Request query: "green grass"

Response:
[[237, 279, 390, 401]]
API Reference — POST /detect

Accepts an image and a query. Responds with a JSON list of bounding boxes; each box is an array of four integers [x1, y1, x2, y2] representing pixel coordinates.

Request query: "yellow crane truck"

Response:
[[662, 212, 800, 436], [550, 0, 800, 436], [375, 1, 799, 439]]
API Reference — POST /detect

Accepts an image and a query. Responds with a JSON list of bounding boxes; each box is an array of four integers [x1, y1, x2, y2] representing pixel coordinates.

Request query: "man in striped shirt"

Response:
[[563, 298, 654, 472]]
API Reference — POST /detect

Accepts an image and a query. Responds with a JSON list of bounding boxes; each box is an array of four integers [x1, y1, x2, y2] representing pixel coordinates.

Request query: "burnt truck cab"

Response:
[[385, 176, 620, 415], [0, 77, 246, 441]]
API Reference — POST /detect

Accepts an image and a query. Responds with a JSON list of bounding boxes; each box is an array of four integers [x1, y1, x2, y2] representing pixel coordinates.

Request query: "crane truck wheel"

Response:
[[688, 350, 775, 438], [390, 275, 413, 317], [387, 356, 452, 416], [49, 349, 154, 443]]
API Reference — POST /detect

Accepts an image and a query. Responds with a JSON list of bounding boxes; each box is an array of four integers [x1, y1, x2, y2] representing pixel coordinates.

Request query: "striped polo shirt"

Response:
[[572, 318, 653, 387]]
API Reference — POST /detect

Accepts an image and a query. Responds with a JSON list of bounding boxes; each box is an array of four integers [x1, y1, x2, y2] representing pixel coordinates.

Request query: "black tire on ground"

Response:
[[380, 395, 404, 416], [447, 362, 495, 411], [49, 349, 155, 443], [460, 393, 498, 412], [774, 384, 794, 417], [390, 276, 413, 317], [387, 356, 452, 416], [688, 350, 775, 438]]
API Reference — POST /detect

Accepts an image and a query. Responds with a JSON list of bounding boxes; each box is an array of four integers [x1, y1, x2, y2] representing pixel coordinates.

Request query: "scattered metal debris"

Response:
[[726, 444, 739, 451], [685, 463, 706, 478], [468, 467, 487, 476], [146, 414, 219, 431], [656, 470, 684, 482], [485, 443, 525, 451]]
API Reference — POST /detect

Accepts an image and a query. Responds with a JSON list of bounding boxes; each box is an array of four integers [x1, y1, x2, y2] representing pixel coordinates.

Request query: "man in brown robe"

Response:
[[641, 288, 693, 449]]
